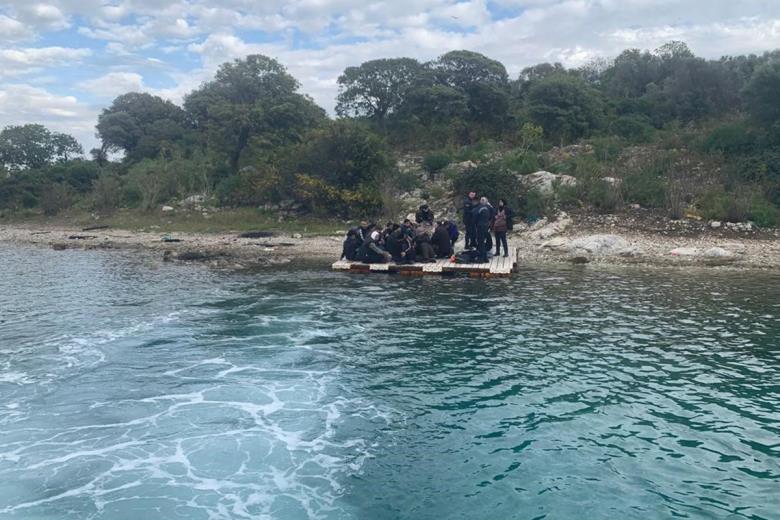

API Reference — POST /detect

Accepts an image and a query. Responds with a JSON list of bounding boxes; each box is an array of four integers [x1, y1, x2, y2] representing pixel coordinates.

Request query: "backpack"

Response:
[[493, 212, 507, 233], [454, 250, 479, 263]]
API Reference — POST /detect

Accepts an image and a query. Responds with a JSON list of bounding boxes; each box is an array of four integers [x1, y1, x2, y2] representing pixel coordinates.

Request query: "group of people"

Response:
[[340, 194, 514, 265]]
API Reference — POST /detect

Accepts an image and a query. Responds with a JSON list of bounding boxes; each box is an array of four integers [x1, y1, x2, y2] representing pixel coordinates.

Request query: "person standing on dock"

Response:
[[463, 192, 477, 248], [493, 204, 509, 257], [473, 196, 492, 263]]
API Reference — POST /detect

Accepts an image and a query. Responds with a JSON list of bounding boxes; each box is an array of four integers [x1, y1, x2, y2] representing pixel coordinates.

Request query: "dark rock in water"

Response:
[[239, 231, 275, 238], [51, 243, 68, 251], [82, 225, 110, 231], [570, 256, 590, 264], [162, 237, 182, 243], [163, 250, 173, 262], [176, 250, 224, 262], [68, 235, 97, 240]]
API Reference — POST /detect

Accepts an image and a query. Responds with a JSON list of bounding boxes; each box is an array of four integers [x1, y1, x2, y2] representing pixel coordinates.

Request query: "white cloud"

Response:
[[79, 72, 146, 99], [15, 4, 70, 31], [0, 14, 34, 42], [0, 84, 99, 150], [0, 47, 92, 78]]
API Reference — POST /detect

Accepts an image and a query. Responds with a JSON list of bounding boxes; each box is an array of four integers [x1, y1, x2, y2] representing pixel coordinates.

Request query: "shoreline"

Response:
[[2, 215, 779, 272]]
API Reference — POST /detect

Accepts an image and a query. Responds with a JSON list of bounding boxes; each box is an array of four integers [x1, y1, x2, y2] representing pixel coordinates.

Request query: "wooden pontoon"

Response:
[[332, 248, 517, 278]]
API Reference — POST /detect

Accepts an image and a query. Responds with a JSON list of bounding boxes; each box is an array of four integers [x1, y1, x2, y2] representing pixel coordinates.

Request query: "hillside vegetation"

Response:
[[2, 41, 780, 228]]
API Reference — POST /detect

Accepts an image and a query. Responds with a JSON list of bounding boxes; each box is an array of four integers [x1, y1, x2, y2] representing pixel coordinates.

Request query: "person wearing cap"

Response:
[[415, 204, 434, 225], [356, 229, 390, 263]]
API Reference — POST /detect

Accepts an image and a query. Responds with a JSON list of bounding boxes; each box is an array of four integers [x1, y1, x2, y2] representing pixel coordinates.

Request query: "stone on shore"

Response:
[[520, 171, 577, 196], [566, 234, 638, 256]]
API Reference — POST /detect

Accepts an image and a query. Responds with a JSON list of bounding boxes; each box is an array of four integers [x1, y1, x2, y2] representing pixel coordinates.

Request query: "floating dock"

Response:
[[332, 248, 517, 277]]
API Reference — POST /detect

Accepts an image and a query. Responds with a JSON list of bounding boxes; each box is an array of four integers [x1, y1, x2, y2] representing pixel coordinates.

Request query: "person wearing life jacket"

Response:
[[357, 230, 390, 264], [493, 205, 509, 257], [431, 220, 453, 258], [341, 229, 361, 261]]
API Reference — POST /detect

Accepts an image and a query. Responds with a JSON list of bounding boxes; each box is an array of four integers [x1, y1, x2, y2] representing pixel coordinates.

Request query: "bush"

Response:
[[422, 152, 451, 178], [588, 179, 621, 213], [40, 183, 73, 216], [215, 166, 282, 207], [519, 188, 553, 220], [622, 154, 672, 208], [294, 174, 380, 218], [92, 174, 123, 213], [612, 116, 655, 143], [500, 150, 541, 175], [454, 140, 501, 163], [703, 120, 755, 156], [452, 161, 520, 208]]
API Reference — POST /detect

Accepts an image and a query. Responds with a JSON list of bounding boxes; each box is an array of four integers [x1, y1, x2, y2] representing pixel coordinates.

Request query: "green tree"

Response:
[[526, 75, 605, 143], [0, 124, 83, 171], [743, 61, 780, 128], [336, 58, 422, 128], [96, 92, 188, 162], [184, 54, 326, 172]]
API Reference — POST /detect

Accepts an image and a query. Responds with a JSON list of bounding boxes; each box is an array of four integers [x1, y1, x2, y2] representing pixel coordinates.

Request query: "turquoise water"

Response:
[[0, 244, 778, 519]]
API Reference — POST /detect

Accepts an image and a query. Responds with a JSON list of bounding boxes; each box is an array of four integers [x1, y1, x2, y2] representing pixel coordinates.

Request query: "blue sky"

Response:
[[2, 0, 780, 151]]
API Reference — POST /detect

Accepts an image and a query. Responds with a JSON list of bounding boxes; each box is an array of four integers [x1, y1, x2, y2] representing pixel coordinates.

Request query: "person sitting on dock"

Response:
[[415, 204, 434, 225], [447, 220, 459, 247], [432, 221, 453, 258], [341, 229, 361, 261], [357, 230, 390, 264], [414, 231, 437, 262]]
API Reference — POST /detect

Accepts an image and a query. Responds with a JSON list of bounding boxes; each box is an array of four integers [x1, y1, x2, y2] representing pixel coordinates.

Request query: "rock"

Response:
[[520, 171, 577, 195], [180, 194, 206, 207], [629, 204, 641, 210], [567, 234, 638, 256], [292, 233, 302, 239], [454, 160, 477, 172], [570, 256, 590, 264], [529, 213, 572, 240], [545, 144, 594, 164], [161, 205, 174, 212], [541, 237, 569, 250], [239, 231, 275, 238], [670, 247, 699, 256], [710, 221, 722, 229], [602, 176, 621, 186], [703, 247, 732, 258]]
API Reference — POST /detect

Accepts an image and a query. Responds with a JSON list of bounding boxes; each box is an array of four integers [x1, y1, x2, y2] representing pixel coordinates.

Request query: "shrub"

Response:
[[40, 183, 73, 216], [589, 179, 621, 213], [452, 161, 520, 208], [92, 174, 123, 213], [501, 150, 541, 175], [612, 116, 655, 143], [519, 188, 553, 220], [294, 174, 380, 218], [216, 166, 282, 207], [703, 120, 755, 156], [622, 155, 672, 208], [422, 152, 451, 178]]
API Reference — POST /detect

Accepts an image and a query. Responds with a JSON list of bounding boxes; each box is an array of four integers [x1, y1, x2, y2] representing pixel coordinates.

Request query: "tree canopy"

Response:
[[0, 124, 83, 171]]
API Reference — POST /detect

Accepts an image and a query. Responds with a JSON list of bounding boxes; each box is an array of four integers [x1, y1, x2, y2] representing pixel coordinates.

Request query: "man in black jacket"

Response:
[[472, 197, 492, 263], [462, 191, 477, 248]]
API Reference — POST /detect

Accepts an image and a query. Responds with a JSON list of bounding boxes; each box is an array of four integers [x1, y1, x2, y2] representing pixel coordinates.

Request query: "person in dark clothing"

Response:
[[493, 205, 509, 257], [472, 196, 492, 263], [398, 227, 417, 264], [497, 198, 515, 231], [341, 229, 361, 261], [415, 231, 436, 262], [447, 220, 459, 246], [356, 230, 389, 263], [432, 221, 453, 258], [462, 192, 477, 248], [415, 204, 434, 225]]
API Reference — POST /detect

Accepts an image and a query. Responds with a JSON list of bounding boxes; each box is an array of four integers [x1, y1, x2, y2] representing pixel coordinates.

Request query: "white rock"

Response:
[[541, 237, 569, 249], [704, 247, 732, 258], [520, 171, 577, 195], [670, 247, 699, 256], [567, 234, 637, 256], [292, 233, 303, 239], [161, 205, 174, 212], [710, 221, 721, 229]]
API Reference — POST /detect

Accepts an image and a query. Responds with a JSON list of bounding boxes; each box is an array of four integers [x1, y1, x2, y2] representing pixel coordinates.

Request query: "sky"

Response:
[[2, 0, 780, 152]]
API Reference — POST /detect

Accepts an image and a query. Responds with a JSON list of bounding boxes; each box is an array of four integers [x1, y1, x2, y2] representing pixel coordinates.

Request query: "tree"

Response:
[[0, 124, 83, 171], [743, 61, 780, 128], [96, 92, 188, 162], [526, 75, 605, 143], [336, 58, 423, 128], [426, 50, 511, 133], [184, 54, 326, 172]]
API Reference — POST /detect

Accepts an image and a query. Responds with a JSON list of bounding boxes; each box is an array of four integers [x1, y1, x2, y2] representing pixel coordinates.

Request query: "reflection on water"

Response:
[[0, 245, 778, 519]]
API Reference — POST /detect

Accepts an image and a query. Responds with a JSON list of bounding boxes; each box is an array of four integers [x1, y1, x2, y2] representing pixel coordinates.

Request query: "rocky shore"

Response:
[[2, 210, 779, 271]]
